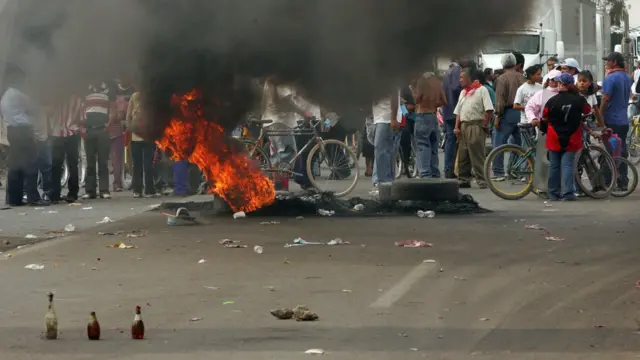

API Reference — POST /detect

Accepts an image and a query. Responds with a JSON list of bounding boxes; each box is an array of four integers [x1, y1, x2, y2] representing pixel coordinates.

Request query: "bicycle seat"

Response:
[[517, 123, 534, 129], [251, 119, 273, 125]]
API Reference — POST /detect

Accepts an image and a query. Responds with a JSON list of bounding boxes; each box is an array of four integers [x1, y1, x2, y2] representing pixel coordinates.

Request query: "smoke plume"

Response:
[[8, 0, 535, 133]]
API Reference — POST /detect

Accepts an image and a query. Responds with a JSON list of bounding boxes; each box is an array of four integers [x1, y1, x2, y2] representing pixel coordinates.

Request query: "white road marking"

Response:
[[370, 261, 437, 308]]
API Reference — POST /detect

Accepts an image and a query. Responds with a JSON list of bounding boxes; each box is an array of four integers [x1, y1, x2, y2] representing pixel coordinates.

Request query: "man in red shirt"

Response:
[[542, 73, 590, 201]]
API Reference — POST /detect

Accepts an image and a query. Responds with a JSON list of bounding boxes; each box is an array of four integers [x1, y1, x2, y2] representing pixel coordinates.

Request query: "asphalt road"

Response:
[[1, 162, 640, 359]]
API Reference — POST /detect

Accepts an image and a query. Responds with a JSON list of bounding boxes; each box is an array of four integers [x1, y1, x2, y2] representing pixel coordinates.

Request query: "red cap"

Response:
[[135, 305, 141, 313]]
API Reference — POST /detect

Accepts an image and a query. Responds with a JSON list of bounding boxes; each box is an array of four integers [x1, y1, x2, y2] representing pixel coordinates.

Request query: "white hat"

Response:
[[558, 58, 581, 71]]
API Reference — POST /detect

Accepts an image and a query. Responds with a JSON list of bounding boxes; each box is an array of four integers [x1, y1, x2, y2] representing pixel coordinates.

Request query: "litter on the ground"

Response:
[[97, 217, 114, 224], [545, 236, 565, 242], [479, 318, 490, 321], [271, 308, 294, 320], [25, 234, 37, 239], [98, 231, 122, 236], [107, 242, 137, 249], [68, 202, 82, 206], [82, 207, 93, 210], [525, 224, 546, 231], [395, 240, 433, 248], [220, 239, 247, 248], [18, 213, 26, 216], [45, 210, 58, 214], [342, 289, 352, 293], [64, 224, 75, 232], [34, 207, 45, 210], [222, 301, 235, 305], [204, 286, 219, 290], [148, 204, 161, 210], [198, 259, 207, 264], [417, 210, 435, 218], [254, 245, 264, 254], [353, 204, 364, 211], [293, 305, 319, 321], [327, 238, 349, 246], [544, 201, 553, 207], [189, 317, 203, 322], [24, 264, 44, 270], [260, 221, 280, 225], [164, 207, 197, 225], [285, 238, 324, 248], [264, 286, 276, 291], [454, 276, 467, 281], [296, 216, 304, 220], [219, 239, 238, 245], [126, 230, 148, 238], [318, 209, 335, 217], [233, 211, 246, 219], [423, 259, 437, 263], [304, 349, 325, 355], [410, 348, 419, 351]]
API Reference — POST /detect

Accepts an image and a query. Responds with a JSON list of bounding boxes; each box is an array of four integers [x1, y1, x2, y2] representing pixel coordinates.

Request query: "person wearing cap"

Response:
[[558, 58, 581, 83], [525, 69, 562, 196], [493, 53, 525, 181], [541, 73, 589, 201], [601, 51, 633, 189]]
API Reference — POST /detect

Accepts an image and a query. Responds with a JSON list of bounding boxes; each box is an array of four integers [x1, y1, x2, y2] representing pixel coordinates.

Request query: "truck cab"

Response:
[[479, 29, 558, 71]]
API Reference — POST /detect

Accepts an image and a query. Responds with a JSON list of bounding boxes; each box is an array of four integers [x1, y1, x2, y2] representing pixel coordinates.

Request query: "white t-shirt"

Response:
[[372, 91, 402, 125], [514, 82, 543, 123]]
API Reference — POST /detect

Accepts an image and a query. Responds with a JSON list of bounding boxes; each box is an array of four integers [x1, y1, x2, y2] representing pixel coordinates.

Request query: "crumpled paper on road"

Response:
[[395, 240, 433, 248], [107, 242, 137, 249]]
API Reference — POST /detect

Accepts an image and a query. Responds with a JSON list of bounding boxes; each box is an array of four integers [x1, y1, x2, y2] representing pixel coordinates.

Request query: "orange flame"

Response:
[[156, 89, 275, 212]]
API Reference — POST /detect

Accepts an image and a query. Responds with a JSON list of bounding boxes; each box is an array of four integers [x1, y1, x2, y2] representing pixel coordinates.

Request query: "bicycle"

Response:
[[483, 123, 538, 200], [628, 115, 640, 157], [611, 156, 638, 197], [241, 117, 359, 197], [573, 122, 617, 199]]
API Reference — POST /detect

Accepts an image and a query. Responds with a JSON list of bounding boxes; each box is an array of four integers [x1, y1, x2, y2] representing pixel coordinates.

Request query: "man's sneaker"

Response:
[[476, 182, 488, 189], [133, 193, 141, 198], [82, 193, 97, 200], [162, 188, 173, 196], [100, 193, 111, 199], [28, 199, 50, 206], [458, 181, 471, 189], [145, 193, 160, 198], [491, 175, 506, 182], [64, 194, 78, 203]]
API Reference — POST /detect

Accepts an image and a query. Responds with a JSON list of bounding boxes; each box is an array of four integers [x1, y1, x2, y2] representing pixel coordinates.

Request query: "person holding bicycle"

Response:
[[541, 73, 590, 201]]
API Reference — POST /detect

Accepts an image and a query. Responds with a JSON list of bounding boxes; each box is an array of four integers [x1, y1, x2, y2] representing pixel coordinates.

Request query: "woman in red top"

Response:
[[542, 73, 590, 201]]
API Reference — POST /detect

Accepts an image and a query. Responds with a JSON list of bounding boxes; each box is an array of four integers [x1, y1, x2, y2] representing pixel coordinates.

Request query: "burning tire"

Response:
[[306, 139, 359, 197], [378, 178, 459, 202]]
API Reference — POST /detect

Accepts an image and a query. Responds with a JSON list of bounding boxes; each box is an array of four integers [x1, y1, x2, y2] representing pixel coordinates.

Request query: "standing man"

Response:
[[442, 61, 463, 179], [50, 95, 83, 203], [82, 82, 113, 199], [558, 58, 581, 83], [1, 65, 46, 206], [453, 69, 494, 188], [111, 78, 134, 192], [542, 56, 559, 84], [34, 104, 52, 203], [601, 52, 633, 190], [371, 90, 400, 193], [413, 72, 446, 178], [493, 53, 525, 180]]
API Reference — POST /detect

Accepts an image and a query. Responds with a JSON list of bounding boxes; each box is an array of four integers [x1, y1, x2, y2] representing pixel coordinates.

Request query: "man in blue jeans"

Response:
[[493, 53, 525, 180], [371, 92, 400, 192], [442, 61, 463, 179], [414, 72, 446, 178], [601, 52, 633, 190]]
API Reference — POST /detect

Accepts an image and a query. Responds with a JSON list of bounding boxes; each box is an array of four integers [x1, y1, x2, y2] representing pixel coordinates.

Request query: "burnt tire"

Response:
[[378, 178, 459, 202]]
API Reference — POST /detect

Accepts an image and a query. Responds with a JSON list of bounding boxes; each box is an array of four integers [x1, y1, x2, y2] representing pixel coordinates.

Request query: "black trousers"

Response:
[[6, 125, 38, 205], [51, 134, 80, 201], [131, 141, 156, 195]]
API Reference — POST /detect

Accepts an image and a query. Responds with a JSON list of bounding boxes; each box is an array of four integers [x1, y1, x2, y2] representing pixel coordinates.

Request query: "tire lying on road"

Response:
[[378, 178, 459, 202]]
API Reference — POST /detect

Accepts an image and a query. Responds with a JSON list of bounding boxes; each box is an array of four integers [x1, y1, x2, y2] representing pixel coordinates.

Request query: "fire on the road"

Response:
[[157, 89, 275, 213]]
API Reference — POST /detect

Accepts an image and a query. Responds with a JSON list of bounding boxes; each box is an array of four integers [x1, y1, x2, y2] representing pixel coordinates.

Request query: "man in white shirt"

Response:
[[371, 90, 400, 190], [0, 65, 47, 206], [453, 69, 494, 188]]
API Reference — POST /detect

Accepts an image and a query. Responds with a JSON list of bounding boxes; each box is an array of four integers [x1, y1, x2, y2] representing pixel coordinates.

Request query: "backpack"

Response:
[[603, 132, 622, 158]]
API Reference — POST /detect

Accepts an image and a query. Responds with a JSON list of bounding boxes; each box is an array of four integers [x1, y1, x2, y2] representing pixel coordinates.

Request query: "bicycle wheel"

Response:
[[629, 124, 640, 158], [241, 138, 272, 171], [611, 157, 638, 197], [306, 139, 359, 197], [574, 145, 616, 199], [483, 144, 535, 200]]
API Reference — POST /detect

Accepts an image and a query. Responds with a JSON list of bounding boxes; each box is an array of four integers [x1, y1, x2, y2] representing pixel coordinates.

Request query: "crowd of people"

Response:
[[364, 51, 634, 201], [1, 50, 635, 206]]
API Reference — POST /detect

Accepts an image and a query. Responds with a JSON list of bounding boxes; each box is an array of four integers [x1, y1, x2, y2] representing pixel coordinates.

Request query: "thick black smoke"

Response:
[[136, 0, 534, 138], [9, 0, 534, 134]]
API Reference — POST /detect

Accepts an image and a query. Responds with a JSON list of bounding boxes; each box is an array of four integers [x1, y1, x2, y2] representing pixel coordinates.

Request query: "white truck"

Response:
[[479, 0, 609, 80]]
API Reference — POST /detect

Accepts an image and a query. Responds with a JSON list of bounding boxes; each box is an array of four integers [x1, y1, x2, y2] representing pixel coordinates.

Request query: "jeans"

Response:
[[493, 108, 522, 176], [110, 135, 124, 190], [131, 141, 156, 195], [36, 139, 53, 198], [606, 123, 630, 188], [51, 134, 80, 201], [444, 118, 457, 174], [5, 125, 38, 205], [548, 150, 577, 200], [84, 127, 110, 195], [173, 160, 190, 196], [414, 112, 440, 178], [372, 123, 398, 185]]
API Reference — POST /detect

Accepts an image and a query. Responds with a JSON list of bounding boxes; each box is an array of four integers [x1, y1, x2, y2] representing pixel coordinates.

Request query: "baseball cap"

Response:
[[553, 72, 575, 85], [547, 69, 562, 80], [558, 58, 581, 71], [603, 52, 625, 63]]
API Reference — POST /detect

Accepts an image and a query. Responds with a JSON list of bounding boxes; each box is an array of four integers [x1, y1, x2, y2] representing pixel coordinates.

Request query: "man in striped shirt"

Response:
[[49, 95, 83, 203], [82, 82, 113, 199]]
